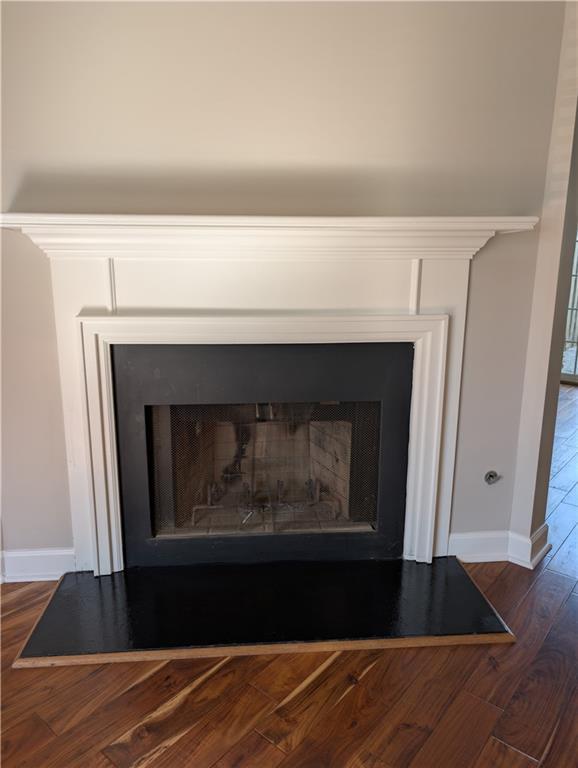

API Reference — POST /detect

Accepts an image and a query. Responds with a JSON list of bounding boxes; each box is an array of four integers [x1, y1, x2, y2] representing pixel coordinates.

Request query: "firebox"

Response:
[[113, 342, 413, 566]]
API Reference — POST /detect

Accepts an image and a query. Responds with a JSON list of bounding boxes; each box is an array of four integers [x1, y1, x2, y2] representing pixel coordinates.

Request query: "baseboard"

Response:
[[526, 523, 551, 569], [448, 531, 510, 563], [1, 548, 76, 582], [448, 524, 551, 570]]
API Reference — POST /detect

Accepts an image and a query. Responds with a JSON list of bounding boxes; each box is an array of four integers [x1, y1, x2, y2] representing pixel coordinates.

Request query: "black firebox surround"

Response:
[[112, 342, 414, 568]]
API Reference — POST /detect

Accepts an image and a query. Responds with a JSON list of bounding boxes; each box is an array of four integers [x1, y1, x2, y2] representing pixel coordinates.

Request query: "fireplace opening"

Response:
[[113, 342, 413, 567], [148, 401, 380, 539]]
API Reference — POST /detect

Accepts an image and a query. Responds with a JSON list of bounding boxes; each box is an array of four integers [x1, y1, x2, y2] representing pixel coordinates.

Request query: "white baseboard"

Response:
[[448, 531, 510, 563], [448, 524, 551, 570], [1, 548, 76, 582]]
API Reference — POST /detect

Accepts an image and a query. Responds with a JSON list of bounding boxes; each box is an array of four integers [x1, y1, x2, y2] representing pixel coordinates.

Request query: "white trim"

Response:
[[448, 523, 551, 569], [448, 531, 510, 563], [107, 258, 117, 312], [0, 214, 538, 261], [409, 259, 422, 314], [80, 312, 448, 575], [1, 548, 76, 582], [525, 522, 551, 570]]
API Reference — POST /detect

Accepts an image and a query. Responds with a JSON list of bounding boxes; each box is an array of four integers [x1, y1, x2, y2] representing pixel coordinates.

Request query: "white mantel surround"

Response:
[[1, 214, 538, 575]]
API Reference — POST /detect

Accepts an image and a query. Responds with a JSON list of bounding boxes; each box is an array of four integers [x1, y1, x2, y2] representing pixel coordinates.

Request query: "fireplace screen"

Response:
[[147, 401, 380, 538]]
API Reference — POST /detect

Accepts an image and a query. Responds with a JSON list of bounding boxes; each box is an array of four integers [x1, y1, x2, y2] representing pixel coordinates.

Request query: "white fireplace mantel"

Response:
[[1, 214, 538, 575], [1, 214, 537, 260]]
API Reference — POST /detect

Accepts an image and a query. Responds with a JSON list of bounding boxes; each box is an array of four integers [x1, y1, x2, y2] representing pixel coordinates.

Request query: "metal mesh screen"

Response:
[[147, 401, 380, 538]]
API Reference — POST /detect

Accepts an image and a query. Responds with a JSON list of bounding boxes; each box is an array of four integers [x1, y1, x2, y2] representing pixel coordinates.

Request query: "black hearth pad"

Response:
[[16, 557, 512, 666]]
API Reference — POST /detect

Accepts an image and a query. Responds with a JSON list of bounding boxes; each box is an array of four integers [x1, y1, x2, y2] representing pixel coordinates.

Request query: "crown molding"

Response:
[[0, 214, 538, 261]]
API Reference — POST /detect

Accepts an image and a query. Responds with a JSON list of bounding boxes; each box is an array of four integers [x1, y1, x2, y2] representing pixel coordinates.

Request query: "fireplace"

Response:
[[2, 215, 536, 575], [113, 342, 413, 566]]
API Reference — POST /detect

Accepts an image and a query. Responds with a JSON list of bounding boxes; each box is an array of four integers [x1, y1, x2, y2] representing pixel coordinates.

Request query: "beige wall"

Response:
[[1, 230, 71, 548], [1, 2, 565, 549]]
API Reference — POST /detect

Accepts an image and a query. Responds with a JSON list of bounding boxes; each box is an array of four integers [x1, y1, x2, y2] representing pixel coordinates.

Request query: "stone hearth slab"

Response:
[[15, 557, 513, 667]]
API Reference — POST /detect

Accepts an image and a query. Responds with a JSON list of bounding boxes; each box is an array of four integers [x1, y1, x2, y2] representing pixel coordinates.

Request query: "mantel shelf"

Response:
[[0, 214, 538, 261]]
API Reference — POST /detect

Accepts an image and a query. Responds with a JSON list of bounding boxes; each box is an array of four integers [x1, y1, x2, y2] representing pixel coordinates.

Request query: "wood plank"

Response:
[[549, 453, 578, 490], [2, 582, 59, 671], [132, 683, 274, 768], [465, 569, 575, 707], [250, 651, 336, 702], [540, 680, 578, 768], [2, 600, 53, 647], [553, 395, 576, 419], [555, 405, 578, 427], [35, 661, 164, 734], [548, 523, 578, 579], [362, 645, 485, 767], [493, 595, 578, 760], [1, 589, 58, 627], [348, 753, 394, 768], [103, 655, 273, 768], [544, 503, 578, 556], [13, 630, 514, 668], [1, 582, 40, 595], [561, 481, 578, 505], [463, 562, 508, 594], [2, 639, 31, 671], [15, 659, 230, 768], [546, 486, 567, 518], [407, 691, 502, 768], [211, 731, 287, 768], [1, 582, 55, 617], [549, 443, 577, 476], [2, 664, 108, 731], [0, 713, 56, 768], [256, 650, 381, 753], [266, 647, 441, 767], [2, 659, 98, 700], [79, 753, 118, 768], [1, 596, 56, 671], [471, 737, 537, 768], [483, 561, 549, 622], [340, 647, 451, 767]]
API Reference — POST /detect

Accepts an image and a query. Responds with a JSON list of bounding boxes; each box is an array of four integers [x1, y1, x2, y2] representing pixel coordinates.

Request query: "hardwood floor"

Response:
[[547, 384, 578, 579], [2, 561, 576, 767], [1, 387, 577, 767]]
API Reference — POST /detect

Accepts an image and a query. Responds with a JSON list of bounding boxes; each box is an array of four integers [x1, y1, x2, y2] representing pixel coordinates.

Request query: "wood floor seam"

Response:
[[459, 690, 505, 713], [247, 681, 283, 704], [489, 736, 540, 763], [252, 726, 285, 751]]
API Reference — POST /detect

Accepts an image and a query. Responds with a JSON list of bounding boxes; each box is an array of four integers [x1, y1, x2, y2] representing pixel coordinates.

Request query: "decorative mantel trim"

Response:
[[80, 312, 448, 575], [1, 214, 538, 261]]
